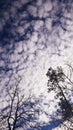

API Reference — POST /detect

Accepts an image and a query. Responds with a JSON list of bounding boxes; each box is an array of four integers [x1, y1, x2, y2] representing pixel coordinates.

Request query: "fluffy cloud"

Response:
[[0, 0, 73, 127]]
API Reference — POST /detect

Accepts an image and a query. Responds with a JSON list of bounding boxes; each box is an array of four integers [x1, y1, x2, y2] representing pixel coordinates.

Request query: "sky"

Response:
[[0, 0, 73, 129]]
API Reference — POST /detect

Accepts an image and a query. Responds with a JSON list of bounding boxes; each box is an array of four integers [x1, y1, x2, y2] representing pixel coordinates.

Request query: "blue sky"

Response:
[[0, 0, 73, 129]]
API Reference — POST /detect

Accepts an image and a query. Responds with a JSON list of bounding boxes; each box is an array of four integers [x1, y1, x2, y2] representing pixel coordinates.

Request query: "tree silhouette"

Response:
[[0, 77, 41, 130], [46, 66, 73, 120]]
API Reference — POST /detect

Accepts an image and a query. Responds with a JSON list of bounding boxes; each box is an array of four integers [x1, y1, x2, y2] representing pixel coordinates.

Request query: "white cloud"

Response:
[[17, 26, 24, 35], [45, 18, 52, 31], [27, 5, 37, 17], [31, 32, 38, 42], [0, 0, 73, 128], [44, 0, 52, 12], [34, 21, 44, 30], [36, 0, 42, 6], [38, 6, 45, 18]]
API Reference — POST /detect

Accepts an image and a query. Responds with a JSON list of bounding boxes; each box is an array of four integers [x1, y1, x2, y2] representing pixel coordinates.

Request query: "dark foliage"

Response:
[[46, 67, 73, 120]]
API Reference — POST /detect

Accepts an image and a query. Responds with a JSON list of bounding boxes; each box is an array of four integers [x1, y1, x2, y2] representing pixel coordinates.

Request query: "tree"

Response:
[[46, 66, 73, 126], [0, 76, 40, 130]]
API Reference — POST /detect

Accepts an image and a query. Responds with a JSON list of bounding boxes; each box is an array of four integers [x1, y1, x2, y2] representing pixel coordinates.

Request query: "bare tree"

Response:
[[0, 77, 41, 130], [46, 66, 73, 129]]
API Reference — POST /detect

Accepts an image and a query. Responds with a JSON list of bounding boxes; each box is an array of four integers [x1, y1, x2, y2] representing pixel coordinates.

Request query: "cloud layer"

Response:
[[0, 0, 73, 126]]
